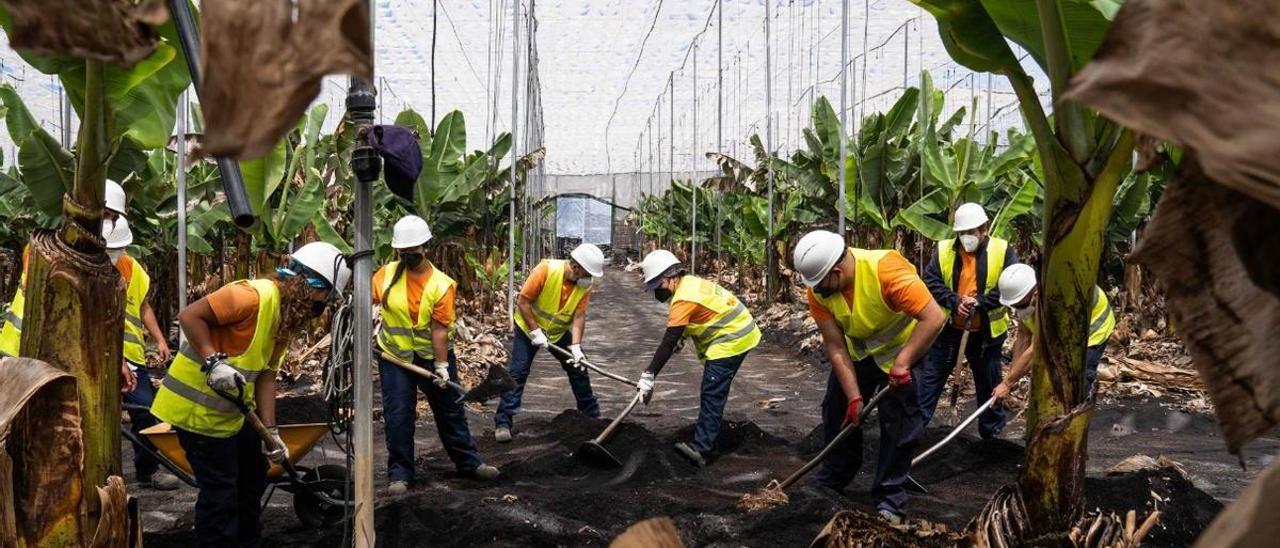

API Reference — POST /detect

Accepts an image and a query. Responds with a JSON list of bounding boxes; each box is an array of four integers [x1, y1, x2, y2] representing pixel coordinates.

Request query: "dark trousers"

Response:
[[494, 329, 600, 428], [123, 364, 162, 478], [691, 352, 747, 453], [1086, 343, 1105, 394], [177, 425, 267, 548], [816, 357, 923, 516], [915, 326, 1007, 438], [379, 350, 483, 481]]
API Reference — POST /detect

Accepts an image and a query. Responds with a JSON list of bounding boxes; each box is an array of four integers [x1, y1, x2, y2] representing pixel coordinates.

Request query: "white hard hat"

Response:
[[998, 263, 1037, 306], [952, 202, 989, 231], [390, 215, 432, 249], [102, 217, 133, 249], [793, 230, 846, 287], [640, 249, 682, 289], [105, 179, 127, 216], [570, 243, 605, 278], [291, 242, 351, 292]]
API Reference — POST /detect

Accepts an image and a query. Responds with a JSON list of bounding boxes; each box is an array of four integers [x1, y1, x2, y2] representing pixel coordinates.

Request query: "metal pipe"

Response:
[[176, 91, 188, 315], [165, 0, 254, 228], [691, 42, 698, 273], [509, 0, 520, 325], [765, 0, 775, 302], [838, 0, 848, 238]]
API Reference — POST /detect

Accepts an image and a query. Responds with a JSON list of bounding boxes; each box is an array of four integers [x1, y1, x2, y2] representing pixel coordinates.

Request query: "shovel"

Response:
[[379, 351, 516, 404], [575, 391, 645, 468], [913, 396, 996, 467], [545, 343, 638, 387], [213, 384, 305, 483]]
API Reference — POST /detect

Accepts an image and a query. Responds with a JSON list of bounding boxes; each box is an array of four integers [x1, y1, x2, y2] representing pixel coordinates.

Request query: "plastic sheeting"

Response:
[[556, 196, 613, 245]]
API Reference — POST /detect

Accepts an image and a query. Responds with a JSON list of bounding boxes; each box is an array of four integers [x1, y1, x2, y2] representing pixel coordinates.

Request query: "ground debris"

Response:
[[1067, 509, 1161, 548], [811, 510, 961, 547], [1106, 455, 1189, 479], [737, 480, 789, 512]]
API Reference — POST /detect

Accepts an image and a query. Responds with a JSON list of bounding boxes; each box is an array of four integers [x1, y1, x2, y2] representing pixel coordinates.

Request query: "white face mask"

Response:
[[959, 234, 981, 252], [576, 276, 594, 289], [107, 249, 125, 263], [1014, 306, 1032, 320]]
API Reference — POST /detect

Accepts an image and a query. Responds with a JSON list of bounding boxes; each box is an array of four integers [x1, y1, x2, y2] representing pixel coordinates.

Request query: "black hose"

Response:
[[166, 0, 256, 227]]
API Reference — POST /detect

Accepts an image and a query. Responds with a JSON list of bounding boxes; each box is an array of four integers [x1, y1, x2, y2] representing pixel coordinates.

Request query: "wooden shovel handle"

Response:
[[594, 391, 644, 445]]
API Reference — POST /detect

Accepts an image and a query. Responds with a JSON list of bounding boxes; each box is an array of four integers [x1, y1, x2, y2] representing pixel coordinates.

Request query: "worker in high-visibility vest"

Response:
[[374, 215, 499, 494], [793, 230, 947, 521], [1, 180, 128, 357], [104, 219, 180, 491], [918, 203, 1021, 439], [150, 242, 350, 548], [493, 242, 606, 443], [636, 250, 761, 468], [992, 264, 1116, 402]]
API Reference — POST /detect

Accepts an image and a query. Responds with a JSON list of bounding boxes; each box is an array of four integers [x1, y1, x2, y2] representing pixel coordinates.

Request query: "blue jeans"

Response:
[[494, 330, 600, 428], [691, 352, 747, 453], [379, 350, 483, 482], [915, 326, 1007, 438], [816, 357, 923, 517], [177, 425, 267, 548], [123, 364, 162, 478]]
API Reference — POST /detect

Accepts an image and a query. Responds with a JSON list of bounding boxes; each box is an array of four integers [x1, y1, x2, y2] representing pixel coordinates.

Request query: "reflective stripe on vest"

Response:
[[513, 259, 588, 341], [376, 261, 456, 360], [671, 275, 761, 362], [150, 279, 281, 438], [815, 248, 920, 372], [122, 257, 150, 364], [937, 237, 1010, 338]]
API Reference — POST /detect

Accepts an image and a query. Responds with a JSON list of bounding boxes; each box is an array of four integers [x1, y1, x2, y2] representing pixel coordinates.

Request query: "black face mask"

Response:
[[401, 252, 425, 268], [310, 300, 327, 317], [654, 287, 673, 303]]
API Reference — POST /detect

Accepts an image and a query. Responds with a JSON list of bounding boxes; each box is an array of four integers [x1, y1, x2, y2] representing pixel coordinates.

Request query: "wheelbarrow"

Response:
[[122, 403, 353, 528]]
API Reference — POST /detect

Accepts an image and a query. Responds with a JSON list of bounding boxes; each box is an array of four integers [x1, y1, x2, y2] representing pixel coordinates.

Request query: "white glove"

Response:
[[569, 344, 587, 372], [432, 361, 451, 388], [207, 361, 245, 393], [638, 372, 655, 404], [263, 426, 289, 464], [529, 329, 549, 348]]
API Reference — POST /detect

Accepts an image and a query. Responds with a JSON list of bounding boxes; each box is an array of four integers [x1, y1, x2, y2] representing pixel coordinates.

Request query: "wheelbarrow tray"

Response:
[[142, 422, 332, 479]]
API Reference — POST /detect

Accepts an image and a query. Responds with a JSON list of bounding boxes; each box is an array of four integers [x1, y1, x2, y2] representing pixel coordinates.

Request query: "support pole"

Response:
[[838, 0, 848, 238], [668, 74, 674, 250], [343, 2, 379, 545], [508, 0, 520, 325], [176, 91, 188, 314], [716, 0, 723, 265], [765, 0, 775, 302], [691, 42, 698, 273]]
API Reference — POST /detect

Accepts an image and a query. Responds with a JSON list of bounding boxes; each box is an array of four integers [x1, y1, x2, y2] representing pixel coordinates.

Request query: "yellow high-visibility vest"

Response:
[[1022, 286, 1115, 347], [121, 256, 151, 364], [0, 245, 28, 357], [513, 259, 588, 341], [151, 279, 282, 438], [937, 237, 1010, 338], [814, 248, 920, 372], [670, 275, 761, 362], [377, 261, 457, 361]]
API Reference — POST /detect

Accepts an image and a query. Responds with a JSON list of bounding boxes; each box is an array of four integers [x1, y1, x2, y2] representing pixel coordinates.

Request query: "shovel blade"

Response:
[[575, 440, 622, 469], [463, 364, 518, 403]]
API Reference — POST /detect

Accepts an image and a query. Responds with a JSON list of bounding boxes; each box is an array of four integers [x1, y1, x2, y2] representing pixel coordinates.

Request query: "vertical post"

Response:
[[60, 85, 72, 148], [716, 0, 723, 264], [508, 0, 520, 323], [691, 42, 698, 273], [838, 0, 848, 238], [859, 0, 869, 124], [344, 2, 379, 545], [176, 91, 188, 313], [765, 0, 775, 302], [668, 74, 674, 249], [903, 24, 910, 90]]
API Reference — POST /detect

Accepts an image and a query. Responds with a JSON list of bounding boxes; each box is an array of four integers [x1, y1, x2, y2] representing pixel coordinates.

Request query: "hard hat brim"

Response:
[[999, 286, 1033, 307], [952, 218, 988, 232], [391, 236, 431, 249]]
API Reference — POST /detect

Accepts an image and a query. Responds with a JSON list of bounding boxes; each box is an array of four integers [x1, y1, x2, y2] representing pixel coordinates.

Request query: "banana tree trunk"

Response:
[[18, 59, 125, 541], [1018, 127, 1134, 535]]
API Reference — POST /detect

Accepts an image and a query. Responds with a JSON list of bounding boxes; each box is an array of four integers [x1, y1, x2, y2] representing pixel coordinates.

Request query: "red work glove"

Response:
[[844, 396, 864, 425], [888, 367, 913, 391]]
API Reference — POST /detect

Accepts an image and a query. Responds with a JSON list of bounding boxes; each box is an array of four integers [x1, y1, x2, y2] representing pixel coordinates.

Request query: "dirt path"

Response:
[[138, 266, 1279, 547]]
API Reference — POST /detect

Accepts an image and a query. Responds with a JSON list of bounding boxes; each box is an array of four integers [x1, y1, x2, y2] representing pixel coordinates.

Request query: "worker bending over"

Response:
[[374, 215, 499, 494], [992, 264, 1115, 402], [793, 230, 946, 520], [151, 242, 349, 548], [105, 219, 180, 491], [637, 250, 760, 467], [494, 243, 606, 442], [1, 179, 128, 356], [918, 203, 1019, 439]]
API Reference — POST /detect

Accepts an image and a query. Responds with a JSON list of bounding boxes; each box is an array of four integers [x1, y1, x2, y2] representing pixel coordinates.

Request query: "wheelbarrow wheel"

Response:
[[294, 464, 351, 528]]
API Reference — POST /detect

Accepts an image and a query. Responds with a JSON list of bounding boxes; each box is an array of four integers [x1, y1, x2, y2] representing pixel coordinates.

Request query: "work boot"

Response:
[[673, 442, 706, 468], [463, 464, 501, 481], [388, 480, 409, 495], [878, 509, 903, 524], [494, 426, 512, 443], [145, 471, 181, 491]]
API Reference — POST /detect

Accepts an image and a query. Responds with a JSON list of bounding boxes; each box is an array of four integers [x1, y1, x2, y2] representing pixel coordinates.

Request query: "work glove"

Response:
[[432, 361, 451, 388], [844, 396, 864, 425], [637, 372, 655, 404], [568, 344, 587, 372], [207, 360, 245, 393], [529, 328, 549, 349], [263, 426, 290, 464], [887, 367, 913, 391]]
